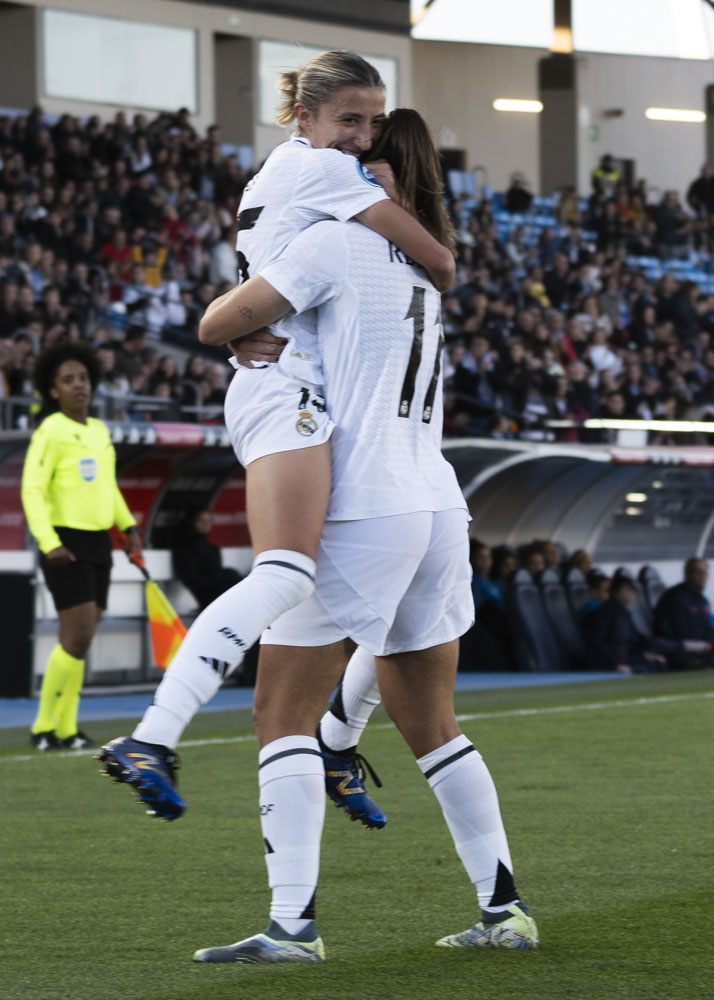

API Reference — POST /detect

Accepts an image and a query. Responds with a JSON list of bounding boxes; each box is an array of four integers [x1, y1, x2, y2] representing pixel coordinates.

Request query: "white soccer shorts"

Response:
[[263, 508, 475, 656], [224, 363, 334, 468]]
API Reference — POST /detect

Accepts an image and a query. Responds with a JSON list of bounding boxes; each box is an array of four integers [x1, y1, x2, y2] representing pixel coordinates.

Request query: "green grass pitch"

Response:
[[2, 671, 712, 1000]]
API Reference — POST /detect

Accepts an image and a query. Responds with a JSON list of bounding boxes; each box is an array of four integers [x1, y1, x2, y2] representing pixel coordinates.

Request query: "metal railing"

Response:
[[1, 392, 225, 430]]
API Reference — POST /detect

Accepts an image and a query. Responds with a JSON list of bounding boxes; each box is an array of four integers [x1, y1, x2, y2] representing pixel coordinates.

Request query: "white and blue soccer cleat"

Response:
[[317, 724, 386, 830], [96, 736, 185, 821], [193, 920, 325, 964], [436, 901, 539, 950]]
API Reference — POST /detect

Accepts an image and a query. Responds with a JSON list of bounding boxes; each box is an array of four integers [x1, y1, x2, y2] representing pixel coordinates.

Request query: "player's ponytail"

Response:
[[275, 71, 300, 127], [275, 50, 384, 128], [365, 108, 456, 255]]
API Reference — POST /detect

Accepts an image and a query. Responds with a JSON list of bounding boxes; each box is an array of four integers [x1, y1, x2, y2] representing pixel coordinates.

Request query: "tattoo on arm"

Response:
[[239, 306, 253, 320]]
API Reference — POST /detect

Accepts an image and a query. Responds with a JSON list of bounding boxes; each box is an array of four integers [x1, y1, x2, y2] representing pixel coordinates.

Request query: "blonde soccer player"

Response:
[[99, 50, 453, 825]]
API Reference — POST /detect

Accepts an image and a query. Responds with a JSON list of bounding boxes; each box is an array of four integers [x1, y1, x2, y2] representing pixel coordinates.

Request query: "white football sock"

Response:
[[133, 550, 315, 748], [318, 646, 380, 751], [259, 735, 325, 935], [418, 733, 519, 909]]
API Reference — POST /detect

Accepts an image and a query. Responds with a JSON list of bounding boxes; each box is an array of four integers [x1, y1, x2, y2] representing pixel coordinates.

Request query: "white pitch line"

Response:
[[2, 690, 711, 765]]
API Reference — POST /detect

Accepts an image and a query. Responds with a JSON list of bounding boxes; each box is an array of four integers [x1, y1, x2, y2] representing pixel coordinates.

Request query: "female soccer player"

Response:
[[22, 342, 141, 750], [188, 108, 538, 963], [99, 51, 453, 821]]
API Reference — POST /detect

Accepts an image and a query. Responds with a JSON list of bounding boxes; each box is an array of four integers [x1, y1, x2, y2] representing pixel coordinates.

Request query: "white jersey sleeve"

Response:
[[260, 222, 345, 316], [298, 149, 388, 223]]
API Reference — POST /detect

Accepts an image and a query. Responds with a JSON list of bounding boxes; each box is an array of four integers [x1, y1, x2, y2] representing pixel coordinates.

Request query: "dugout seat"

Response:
[[638, 565, 666, 612], [505, 569, 564, 672], [539, 569, 586, 669], [564, 567, 589, 620]]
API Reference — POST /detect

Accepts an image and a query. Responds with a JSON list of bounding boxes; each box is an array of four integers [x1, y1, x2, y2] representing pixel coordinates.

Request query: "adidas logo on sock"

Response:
[[199, 655, 232, 678]]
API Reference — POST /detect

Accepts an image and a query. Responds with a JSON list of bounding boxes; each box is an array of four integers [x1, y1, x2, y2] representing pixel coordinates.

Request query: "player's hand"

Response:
[[45, 545, 76, 566], [362, 160, 397, 200], [229, 330, 287, 369], [125, 529, 143, 556], [683, 639, 712, 653]]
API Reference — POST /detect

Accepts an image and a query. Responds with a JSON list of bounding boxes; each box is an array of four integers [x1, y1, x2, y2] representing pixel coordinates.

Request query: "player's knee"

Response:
[[252, 550, 316, 605], [62, 635, 91, 659]]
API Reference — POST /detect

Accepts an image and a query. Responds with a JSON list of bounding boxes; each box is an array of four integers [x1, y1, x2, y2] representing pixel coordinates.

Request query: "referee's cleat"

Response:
[[317, 725, 386, 830], [30, 730, 60, 751], [96, 736, 185, 821], [60, 730, 95, 750], [436, 901, 539, 950], [193, 920, 325, 965]]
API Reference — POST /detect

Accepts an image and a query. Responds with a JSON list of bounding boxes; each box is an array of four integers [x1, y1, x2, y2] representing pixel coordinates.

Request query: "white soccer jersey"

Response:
[[236, 137, 388, 385], [261, 221, 466, 521]]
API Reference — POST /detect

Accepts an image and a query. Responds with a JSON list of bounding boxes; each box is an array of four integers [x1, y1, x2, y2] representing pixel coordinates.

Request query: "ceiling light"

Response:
[[626, 493, 647, 502], [493, 99, 543, 114], [644, 107, 706, 123]]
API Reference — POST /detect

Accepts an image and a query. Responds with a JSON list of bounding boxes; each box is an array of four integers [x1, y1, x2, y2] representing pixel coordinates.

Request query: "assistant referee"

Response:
[[21, 342, 141, 750]]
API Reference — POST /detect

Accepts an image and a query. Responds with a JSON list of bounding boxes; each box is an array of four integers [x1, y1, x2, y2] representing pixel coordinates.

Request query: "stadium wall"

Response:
[[6, 0, 412, 161], [411, 39, 711, 198]]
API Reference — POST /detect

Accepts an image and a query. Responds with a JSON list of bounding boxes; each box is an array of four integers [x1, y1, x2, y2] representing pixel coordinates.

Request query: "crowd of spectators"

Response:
[[0, 105, 250, 426], [3, 103, 714, 442], [462, 540, 714, 673], [443, 155, 714, 443]]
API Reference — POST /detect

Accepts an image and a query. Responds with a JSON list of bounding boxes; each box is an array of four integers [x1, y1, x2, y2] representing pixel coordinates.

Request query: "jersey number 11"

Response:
[[399, 286, 445, 424]]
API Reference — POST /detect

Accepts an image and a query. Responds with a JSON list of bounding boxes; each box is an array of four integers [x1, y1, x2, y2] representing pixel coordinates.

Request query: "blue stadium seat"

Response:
[[539, 569, 586, 669], [506, 569, 564, 672], [564, 567, 590, 620], [638, 565, 666, 612]]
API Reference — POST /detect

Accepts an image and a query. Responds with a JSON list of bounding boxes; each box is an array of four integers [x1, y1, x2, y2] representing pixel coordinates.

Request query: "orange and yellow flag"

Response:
[[123, 546, 187, 670], [144, 579, 187, 670]]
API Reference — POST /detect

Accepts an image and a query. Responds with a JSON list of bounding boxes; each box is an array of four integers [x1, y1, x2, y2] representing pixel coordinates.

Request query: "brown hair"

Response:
[[364, 108, 456, 254], [275, 50, 384, 127]]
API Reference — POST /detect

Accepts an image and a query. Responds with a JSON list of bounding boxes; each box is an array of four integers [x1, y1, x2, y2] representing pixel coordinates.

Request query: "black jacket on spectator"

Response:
[[654, 583, 714, 643], [582, 599, 643, 670], [172, 527, 241, 611]]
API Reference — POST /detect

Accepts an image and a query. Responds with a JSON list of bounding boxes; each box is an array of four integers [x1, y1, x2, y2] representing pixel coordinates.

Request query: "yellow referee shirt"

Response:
[[21, 412, 136, 554]]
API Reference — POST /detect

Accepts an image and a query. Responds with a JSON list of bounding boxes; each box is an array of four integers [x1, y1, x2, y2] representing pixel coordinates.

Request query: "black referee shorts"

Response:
[[40, 527, 113, 612]]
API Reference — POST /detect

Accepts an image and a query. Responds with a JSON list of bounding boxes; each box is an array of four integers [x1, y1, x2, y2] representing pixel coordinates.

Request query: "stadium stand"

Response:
[[2, 105, 714, 445]]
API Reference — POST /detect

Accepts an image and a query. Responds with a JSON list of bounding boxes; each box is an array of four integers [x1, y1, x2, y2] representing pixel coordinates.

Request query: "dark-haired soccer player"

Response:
[[21, 341, 141, 750]]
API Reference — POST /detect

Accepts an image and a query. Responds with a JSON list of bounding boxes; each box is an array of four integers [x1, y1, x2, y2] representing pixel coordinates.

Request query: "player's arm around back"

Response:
[[198, 278, 292, 347], [356, 200, 455, 292]]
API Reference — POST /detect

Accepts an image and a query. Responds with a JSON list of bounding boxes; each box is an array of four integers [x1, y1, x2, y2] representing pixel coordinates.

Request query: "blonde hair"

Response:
[[365, 109, 456, 254], [275, 50, 384, 128]]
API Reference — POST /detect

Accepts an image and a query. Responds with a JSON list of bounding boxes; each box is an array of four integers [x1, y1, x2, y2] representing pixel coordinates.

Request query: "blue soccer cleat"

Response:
[[317, 725, 386, 830], [193, 920, 325, 965], [96, 736, 185, 821]]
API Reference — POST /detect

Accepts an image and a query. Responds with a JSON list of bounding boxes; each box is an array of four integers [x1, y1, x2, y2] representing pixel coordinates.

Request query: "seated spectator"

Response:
[[114, 324, 149, 380], [582, 576, 664, 673], [580, 571, 610, 621], [655, 191, 690, 258], [521, 543, 546, 578], [491, 546, 517, 599], [460, 539, 513, 672], [566, 548, 593, 577], [654, 557, 714, 668], [541, 539, 562, 572], [470, 539, 502, 613], [172, 507, 241, 610], [504, 176, 533, 215]]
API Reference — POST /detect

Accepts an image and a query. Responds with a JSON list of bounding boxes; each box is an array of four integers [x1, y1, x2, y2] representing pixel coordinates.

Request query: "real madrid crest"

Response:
[[296, 410, 318, 436]]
